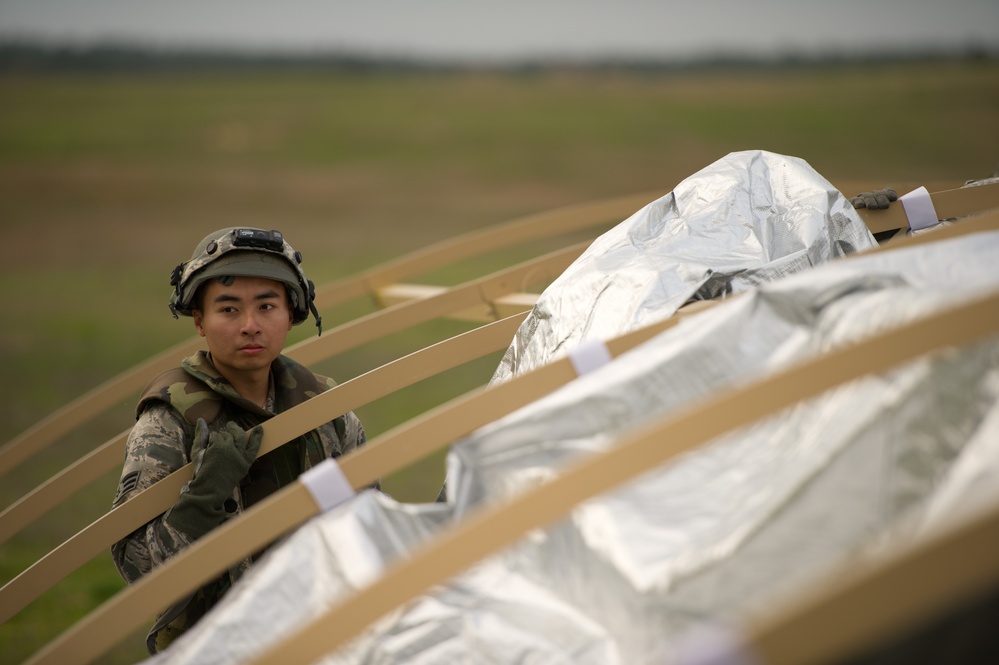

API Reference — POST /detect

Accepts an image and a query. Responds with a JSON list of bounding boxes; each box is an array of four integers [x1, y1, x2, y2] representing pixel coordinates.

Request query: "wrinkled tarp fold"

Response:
[[490, 150, 875, 383]]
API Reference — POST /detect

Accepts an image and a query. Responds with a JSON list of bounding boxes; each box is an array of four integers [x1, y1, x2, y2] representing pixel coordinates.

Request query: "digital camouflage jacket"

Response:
[[111, 350, 366, 653]]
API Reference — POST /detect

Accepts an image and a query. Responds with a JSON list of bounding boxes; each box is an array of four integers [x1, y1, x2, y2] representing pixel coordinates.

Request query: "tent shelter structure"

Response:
[[4, 151, 999, 665]]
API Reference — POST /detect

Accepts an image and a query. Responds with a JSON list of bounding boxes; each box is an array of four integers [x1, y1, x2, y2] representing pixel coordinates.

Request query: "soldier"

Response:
[[111, 227, 369, 654]]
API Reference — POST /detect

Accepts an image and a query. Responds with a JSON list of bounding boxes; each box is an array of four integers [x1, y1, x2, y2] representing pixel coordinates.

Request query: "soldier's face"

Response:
[[192, 276, 294, 381]]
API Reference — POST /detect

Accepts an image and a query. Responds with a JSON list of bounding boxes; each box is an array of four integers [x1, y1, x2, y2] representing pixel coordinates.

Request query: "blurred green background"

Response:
[[1, 58, 998, 662]]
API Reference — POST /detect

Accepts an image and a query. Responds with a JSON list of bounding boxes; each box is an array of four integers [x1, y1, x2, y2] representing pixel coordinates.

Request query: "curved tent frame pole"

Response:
[[855, 180, 999, 235], [8, 178, 994, 547], [14, 178, 990, 548], [0, 337, 205, 481], [739, 492, 999, 665], [24, 210, 999, 664], [327, 190, 664, 303], [0, 191, 662, 480], [6, 180, 983, 479], [0, 241, 587, 547]]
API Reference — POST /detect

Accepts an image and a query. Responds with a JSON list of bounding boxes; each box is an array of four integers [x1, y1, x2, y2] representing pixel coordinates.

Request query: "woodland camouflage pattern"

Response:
[[111, 350, 366, 653]]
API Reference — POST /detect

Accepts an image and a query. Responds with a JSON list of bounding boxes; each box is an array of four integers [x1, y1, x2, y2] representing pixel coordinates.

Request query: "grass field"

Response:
[[1, 59, 997, 663]]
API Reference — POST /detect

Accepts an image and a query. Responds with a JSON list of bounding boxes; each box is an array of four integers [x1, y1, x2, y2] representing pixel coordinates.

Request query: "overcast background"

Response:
[[1, 0, 997, 63]]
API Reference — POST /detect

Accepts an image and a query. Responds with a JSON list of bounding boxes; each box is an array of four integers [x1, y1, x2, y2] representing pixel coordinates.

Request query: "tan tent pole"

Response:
[[23, 304, 711, 665], [0, 431, 126, 544], [0, 241, 578, 483], [0, 336, 204, 480], [833, 180, 961, 196], [328, 305, 715, 489], [0, 241, 582, 487], [7, 196, 957, 540], [828, 209, 999, 268], [876, 207, 999, 251], [744, 490, 999, 665], [0, 179, 949, 479], [326, 190, 662, 299], [856, 181, 999, 234], [0, 193, 656, 480], [0, 313, 527, 624], [26, 210, 999, 664], [281, 241, 584, 367], [0, 241, 584, 544], [2, 179, 981, 481], [230, 288, 999, 665], [8, 196, 998, 590]]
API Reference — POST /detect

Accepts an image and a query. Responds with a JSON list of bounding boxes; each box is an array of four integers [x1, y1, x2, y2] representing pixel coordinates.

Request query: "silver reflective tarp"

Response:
[[490, 150, 877, 383], [149, 153, 999, 665]]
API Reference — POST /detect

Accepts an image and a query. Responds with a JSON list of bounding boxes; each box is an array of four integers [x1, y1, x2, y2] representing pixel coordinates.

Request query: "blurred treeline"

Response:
[[1, 40, 996, 73]]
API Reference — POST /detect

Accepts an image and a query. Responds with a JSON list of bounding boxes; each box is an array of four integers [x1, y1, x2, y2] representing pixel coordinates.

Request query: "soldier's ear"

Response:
[[193, 310, 205, 336]]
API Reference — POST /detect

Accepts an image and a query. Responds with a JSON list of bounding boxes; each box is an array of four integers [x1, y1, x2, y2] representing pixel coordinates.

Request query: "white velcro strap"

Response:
[[673, 625, 761, 665], [568, 338, 613, 377], [300, 458, 356, 513], [900, 186, 940, 231]]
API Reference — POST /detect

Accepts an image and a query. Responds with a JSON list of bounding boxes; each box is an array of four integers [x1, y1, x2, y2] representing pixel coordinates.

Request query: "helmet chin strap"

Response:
[[307, 280, 322, 336], [310, 302, 323, 336]]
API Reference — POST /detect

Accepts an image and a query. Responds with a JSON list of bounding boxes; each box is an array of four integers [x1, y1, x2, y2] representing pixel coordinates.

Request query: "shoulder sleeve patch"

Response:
[[113, 469, 141, 507]]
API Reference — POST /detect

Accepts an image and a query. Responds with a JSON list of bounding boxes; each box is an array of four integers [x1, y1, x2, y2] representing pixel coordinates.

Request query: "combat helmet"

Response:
[[169, 227, 322, 334]]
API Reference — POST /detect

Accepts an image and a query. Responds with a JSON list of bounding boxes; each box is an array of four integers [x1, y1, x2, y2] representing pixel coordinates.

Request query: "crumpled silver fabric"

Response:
[[148, 176, 999, 665], [490, 150, 877, 383], [445, 230, 999, 662]]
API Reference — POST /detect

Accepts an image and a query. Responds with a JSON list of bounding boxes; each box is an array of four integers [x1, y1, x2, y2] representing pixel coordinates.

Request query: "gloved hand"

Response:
[[164, 419, 263, 540], [850, 188, 898, 210]]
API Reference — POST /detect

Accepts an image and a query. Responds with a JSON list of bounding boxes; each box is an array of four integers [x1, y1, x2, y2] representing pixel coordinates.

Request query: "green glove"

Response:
[[164, 419, 263, 540], [850, 188, 898, 210]]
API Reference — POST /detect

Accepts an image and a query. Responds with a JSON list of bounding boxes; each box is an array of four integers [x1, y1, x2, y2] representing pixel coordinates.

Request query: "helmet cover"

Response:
[[169, 227, 322, 334]]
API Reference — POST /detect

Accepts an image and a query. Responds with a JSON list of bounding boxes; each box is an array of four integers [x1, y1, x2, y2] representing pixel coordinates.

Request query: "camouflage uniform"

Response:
[[111, 350, 366, 653]]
